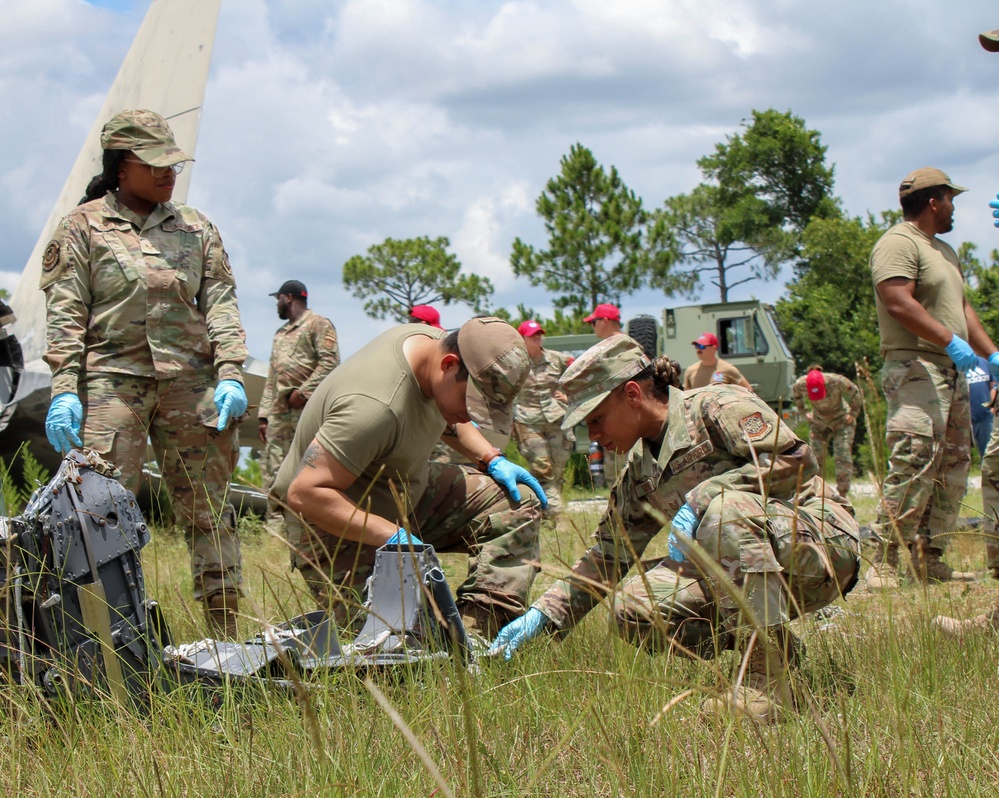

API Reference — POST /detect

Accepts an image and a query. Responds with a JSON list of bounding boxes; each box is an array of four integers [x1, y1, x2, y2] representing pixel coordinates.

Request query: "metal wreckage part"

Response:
[[0, 450, 472, 702]]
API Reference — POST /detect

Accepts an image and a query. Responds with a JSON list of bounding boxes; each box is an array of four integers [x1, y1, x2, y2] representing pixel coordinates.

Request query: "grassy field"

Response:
[[2, 479, 999, 796]]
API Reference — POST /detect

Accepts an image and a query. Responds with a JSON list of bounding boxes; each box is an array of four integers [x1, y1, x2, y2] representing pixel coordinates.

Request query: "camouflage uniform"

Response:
[[512, 349, 574, 512], [40, 192, 247, 600], [258, 309, 340, 521], [792, 372, 861, 494], [535, 370, 860, 654]]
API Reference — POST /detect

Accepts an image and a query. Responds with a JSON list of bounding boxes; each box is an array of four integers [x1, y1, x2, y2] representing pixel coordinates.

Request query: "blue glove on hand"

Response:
[[214, 380, 248, 430], [988, 352, 999, 382], [488, 607, 550, 660], [667, 503, 699, 563], [45, 392, 83, 453], [989, 194, 999, 227], [945, 335, 977, 372], [487, 456, 549, 509], [385, 528, 424, 547]]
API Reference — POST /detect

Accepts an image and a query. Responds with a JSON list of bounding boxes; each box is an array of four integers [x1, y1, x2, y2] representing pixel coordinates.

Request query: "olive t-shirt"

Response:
[[870, 222, 967, 357], [682, 358, 747, 390], [272, 324, 447, 526]]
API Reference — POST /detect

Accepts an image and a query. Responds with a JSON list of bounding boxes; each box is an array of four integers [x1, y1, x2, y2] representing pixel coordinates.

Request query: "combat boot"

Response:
[[700, 628, 801, 724], [932, 606, 999, 636], [865, 542, 900, 590], [909, 545, 976, 583], [204, 590, 240, 639]]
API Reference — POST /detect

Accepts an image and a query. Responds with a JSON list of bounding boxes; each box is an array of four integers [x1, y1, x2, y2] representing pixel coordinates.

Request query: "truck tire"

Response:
[[627, 315, 658, 360]]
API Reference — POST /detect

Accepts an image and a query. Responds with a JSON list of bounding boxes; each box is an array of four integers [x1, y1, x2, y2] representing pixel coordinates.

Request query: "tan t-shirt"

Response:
[[870, 222, 967, 357], [683, 358, 747, 390], [272, 324, 447, 526]]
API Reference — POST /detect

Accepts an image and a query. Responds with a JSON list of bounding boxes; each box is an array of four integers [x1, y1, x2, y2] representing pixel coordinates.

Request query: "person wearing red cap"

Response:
[[584, 303, 622, 340], [409, 304, 443, 329], [682, 332, 752, 391], [791, 365, 861, 495], [512, 320, 575, 513]]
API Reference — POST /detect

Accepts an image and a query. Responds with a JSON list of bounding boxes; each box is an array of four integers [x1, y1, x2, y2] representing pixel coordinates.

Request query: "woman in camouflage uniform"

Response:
[[490, 335, 861, 723], [40, 110, 249, 636]]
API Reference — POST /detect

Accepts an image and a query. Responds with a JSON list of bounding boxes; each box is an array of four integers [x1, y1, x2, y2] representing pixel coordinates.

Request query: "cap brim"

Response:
[[583, 313, 597, 323], [561, 390, 612, 431], [949, 183, 969, 195], [134, 148, 193, 168], [981, 30, 999, 52], [466, 377, 513, 436]]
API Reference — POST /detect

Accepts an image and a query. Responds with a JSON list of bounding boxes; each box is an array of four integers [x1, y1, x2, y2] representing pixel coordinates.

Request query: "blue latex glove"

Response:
[[385, 528, 424, 547], [487, 455, 548, 509], [989, 194, 999, 227], [988, 352, 999, 382], [214, 379, 248, 431], [488, 607, 550, 660], [945, 335, 977, 372], [45, 392, 83, 453], [667, 503, 699, 563]]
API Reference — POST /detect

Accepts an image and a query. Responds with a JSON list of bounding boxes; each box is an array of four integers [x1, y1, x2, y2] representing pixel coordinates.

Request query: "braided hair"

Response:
[[79, 149, 128, 205], [632, 355, 683, 402]]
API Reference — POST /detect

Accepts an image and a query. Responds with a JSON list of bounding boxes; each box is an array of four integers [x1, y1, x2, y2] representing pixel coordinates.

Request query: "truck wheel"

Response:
[[627, 315, 658, 360]]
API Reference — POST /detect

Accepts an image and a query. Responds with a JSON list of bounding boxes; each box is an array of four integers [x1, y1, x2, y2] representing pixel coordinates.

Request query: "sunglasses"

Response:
[[694, 344, 707, 351]]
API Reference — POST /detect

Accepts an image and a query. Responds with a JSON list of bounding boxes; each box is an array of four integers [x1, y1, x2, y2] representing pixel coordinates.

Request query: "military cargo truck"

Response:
[[545, 300, 797, 451]]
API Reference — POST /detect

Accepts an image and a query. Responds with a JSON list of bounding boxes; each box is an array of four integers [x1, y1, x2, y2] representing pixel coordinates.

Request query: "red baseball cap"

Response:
[[409, 305, 443, 329], [517, 320, 545, 337], [806, 369, 826, 400], [583, 303, 621, 323], [693, 332, 718, 347]]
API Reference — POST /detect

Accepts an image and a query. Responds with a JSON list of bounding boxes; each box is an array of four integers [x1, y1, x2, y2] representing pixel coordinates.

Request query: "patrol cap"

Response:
[[693, 332, 719, 347], [981, 28, 999, 52], [410, 304, 443, 329], [584, 303, 621, 323], [898, 167, 967, 199], [806, 369, 826, 401], [270, 280, 308, 299], [100, 109, 192, 167], [559, 335, 652, 430], [457, 317, 530, 436], [517, 319, 545, 337]]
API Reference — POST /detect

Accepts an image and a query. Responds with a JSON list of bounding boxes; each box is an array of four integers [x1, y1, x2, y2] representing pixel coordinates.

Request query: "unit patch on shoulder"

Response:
[[739, 412, 773, 442], [669, 440, 714, 474], [42, 239, 60, 271], [324, 329, 337, 348]]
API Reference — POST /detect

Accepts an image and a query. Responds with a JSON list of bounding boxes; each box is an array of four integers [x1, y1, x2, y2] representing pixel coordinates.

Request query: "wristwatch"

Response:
[[476, 447, 503, 472]]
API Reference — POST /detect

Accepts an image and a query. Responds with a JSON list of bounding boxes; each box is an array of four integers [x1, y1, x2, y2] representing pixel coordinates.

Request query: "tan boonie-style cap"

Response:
[[980, 28, 999, 53], [100, 109, 192, 167], [457, 317, 530, 436], [559, 335, 651, 430], [898, 167, 967, 199]]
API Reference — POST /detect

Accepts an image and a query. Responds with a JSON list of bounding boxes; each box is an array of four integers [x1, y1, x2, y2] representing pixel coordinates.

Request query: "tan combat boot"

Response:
[[205, 590, 240, 639], [701, 628, 800, 724], [865, 542, 900, 590], [909, 545, 976, 583], [932, 605, 999, 636]]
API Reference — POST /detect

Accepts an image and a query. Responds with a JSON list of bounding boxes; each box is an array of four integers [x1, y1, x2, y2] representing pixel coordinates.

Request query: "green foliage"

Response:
[[775, 212, 897, 380], [233, 452, 263, 488], [649, 109, 838, 301], [0, 448, 50, 515], [511, 143, 650, 316], [343, 236, 493, 322], [961, 243, 999, 334]]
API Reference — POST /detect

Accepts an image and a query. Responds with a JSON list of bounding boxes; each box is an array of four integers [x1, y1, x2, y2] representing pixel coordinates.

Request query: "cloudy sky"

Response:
[[3, 0, 999, 362]]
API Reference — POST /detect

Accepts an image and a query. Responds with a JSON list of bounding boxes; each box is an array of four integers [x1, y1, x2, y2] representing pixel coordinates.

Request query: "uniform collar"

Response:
[[282, 308, 314, 332], [102, 191, 176, 229]]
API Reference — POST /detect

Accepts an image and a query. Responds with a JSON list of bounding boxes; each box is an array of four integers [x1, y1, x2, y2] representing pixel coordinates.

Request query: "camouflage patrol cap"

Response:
[[457, 317, 530, 436], [100, 109, 192, 167], [559, 335, 651, 430]]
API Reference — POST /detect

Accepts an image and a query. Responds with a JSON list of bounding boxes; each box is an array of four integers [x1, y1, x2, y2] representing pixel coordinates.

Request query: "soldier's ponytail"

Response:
[[633, 355, 682, 402], [79, 150, 128, 205]]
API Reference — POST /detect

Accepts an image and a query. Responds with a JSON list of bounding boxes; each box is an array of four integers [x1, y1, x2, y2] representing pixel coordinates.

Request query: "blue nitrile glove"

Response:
[[385, 528, 424, 547], [945, 335, 977, 372], [214, 379, 248, 431], [989, 194, 999, 227], [45, 392, 83, 453], [667, 503, 699, 563], [487, 455, 549, 509], [488, 607, 550, 660], [988, 352, 999, 382]]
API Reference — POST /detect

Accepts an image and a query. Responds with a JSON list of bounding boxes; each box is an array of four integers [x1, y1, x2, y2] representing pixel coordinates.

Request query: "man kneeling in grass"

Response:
[[490, 336, 862, 724]]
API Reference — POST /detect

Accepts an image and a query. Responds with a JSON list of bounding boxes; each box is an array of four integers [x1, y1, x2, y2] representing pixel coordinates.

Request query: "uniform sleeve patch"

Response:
[[42, 239, 60, 271], [739, 412, 773, 442]]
